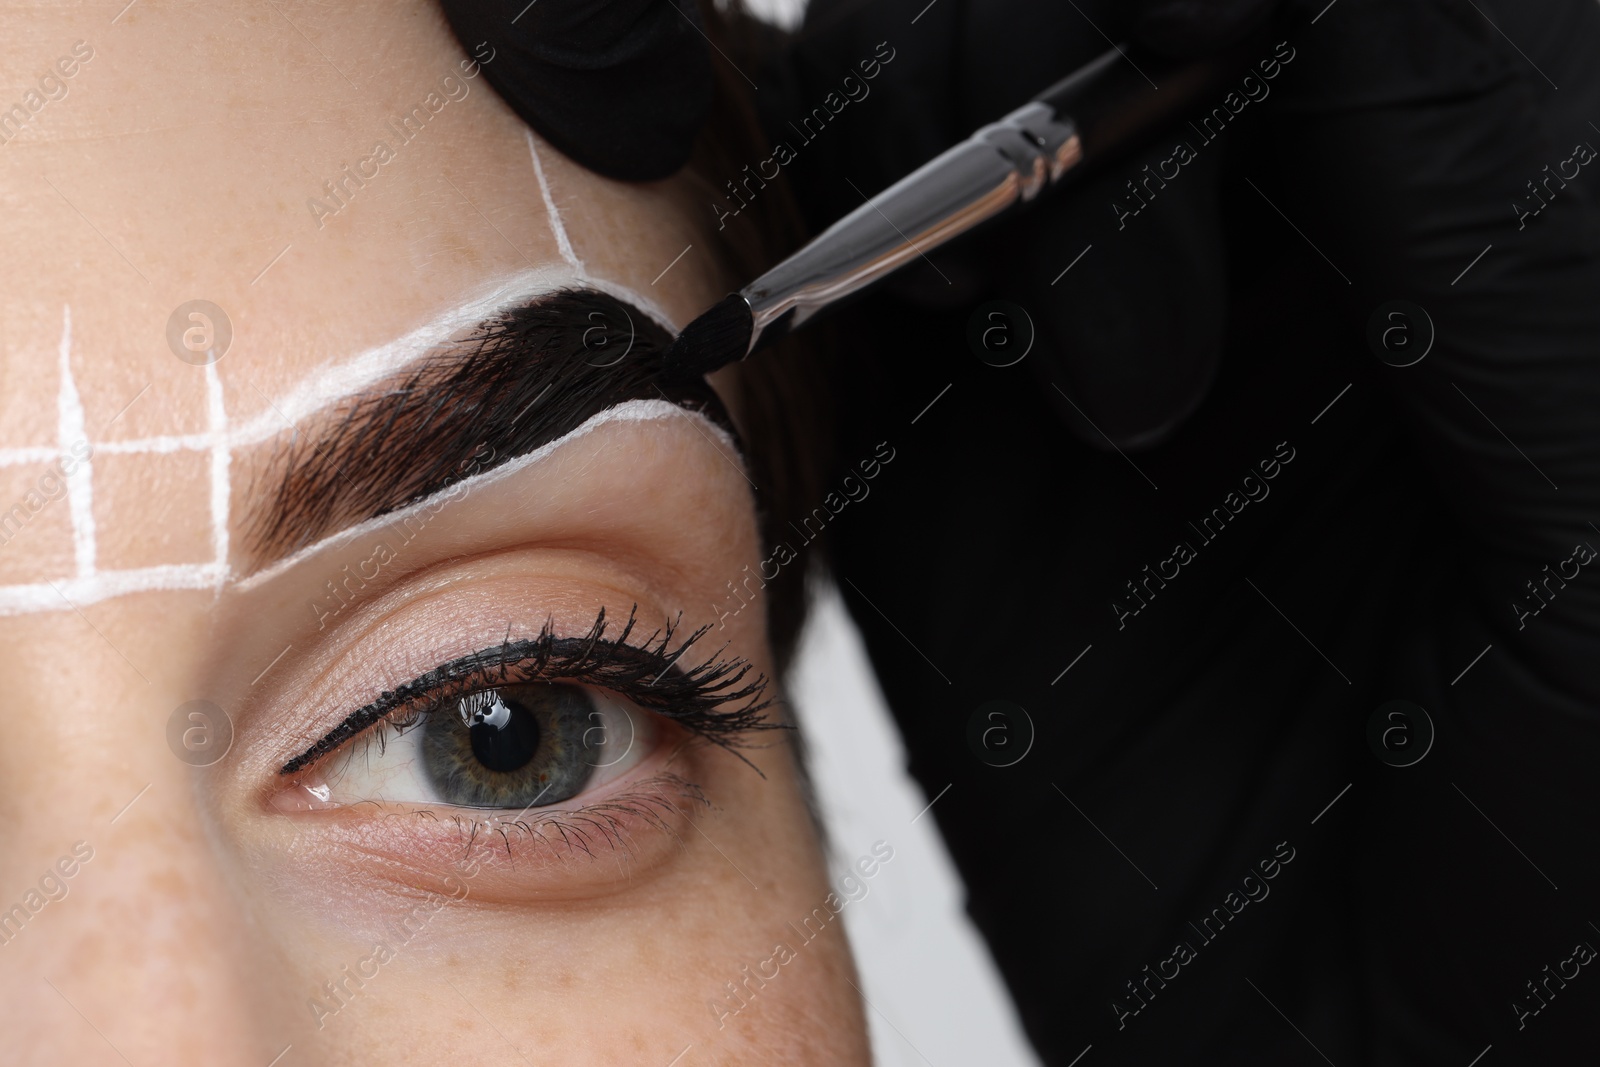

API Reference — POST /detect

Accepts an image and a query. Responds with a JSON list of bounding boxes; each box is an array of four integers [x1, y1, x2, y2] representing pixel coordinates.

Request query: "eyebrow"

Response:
[[241, 288, 730, 570]]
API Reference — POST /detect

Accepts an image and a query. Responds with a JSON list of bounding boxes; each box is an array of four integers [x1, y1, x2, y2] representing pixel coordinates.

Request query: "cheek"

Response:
[[264, 719, 863, 1062], [310, 862, 870, 1064]]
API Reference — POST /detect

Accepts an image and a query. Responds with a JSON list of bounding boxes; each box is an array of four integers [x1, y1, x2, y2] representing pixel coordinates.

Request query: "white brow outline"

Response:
[[58, 305, 95, 577], [0, 128, 702, 617], [0, 267, 694, 616], [233, 397, 735, 593]]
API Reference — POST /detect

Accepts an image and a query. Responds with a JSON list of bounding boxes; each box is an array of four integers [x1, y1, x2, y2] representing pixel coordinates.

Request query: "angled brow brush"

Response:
[[662, 37, 1264, 381]]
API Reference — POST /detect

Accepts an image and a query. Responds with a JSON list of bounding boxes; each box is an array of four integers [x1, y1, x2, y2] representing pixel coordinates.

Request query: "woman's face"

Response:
[[0, 3, 867, 1064]]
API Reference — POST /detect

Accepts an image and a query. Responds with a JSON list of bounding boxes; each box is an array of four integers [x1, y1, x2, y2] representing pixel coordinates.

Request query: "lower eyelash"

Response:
[[364, 770, 711, 873], [448, 771, 709, 862]]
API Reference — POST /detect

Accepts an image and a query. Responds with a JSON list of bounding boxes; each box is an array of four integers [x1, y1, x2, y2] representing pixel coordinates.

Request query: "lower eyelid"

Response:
[[248, 605, 770, 900], [267, 770, 712, 906], [262, 725, 715, 905]]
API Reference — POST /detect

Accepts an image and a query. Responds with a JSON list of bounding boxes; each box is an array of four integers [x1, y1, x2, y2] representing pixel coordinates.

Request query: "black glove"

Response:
[[766, 0, 1281, 449], [435, 0, 712, 181]]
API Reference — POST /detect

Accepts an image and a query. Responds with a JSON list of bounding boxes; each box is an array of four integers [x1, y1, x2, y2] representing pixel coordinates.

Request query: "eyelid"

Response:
[[279, 604, 779, 777], [268, 769, 717, 905]]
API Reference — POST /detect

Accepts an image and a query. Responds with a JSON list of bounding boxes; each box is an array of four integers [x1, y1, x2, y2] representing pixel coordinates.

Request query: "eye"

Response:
[[271, 606, 779, 817], [290, 682, 651, 810], [436, 685, 617, 807]]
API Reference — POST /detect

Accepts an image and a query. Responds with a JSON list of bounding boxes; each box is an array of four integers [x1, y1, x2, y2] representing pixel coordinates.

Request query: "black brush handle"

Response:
[[1033, 34, 1271, 183]]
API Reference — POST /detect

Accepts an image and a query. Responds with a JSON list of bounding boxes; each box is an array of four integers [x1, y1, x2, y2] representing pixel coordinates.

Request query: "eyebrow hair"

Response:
[[242, 288, 732, 569]]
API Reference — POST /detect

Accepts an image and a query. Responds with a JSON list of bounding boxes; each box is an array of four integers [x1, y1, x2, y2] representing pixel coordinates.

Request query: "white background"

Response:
[[731, 2, 1040, 1060], [788, 586, 1040, 1067]]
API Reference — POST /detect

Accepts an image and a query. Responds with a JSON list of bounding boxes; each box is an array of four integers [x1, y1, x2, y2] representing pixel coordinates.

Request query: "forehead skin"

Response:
[[0, 3, 868, 1065], [0, 1, 718, 441]]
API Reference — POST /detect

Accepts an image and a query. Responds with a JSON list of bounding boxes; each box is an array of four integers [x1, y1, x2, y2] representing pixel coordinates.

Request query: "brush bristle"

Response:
[[662, 295, 754, 381]]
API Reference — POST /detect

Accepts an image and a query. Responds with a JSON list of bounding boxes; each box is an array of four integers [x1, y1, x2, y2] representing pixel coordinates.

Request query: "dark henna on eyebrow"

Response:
[[242, 289, 735, 568]]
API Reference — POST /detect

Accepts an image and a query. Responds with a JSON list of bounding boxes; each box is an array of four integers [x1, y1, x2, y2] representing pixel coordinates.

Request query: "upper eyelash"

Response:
[[279, 605, 782, 777]]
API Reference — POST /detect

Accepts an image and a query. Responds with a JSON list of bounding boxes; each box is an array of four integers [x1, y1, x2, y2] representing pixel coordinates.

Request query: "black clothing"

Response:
[[769, 0, 1600, 1062]]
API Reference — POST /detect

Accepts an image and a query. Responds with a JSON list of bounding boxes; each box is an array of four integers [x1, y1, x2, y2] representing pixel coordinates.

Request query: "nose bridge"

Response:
[[0, 607, 286, 1066]]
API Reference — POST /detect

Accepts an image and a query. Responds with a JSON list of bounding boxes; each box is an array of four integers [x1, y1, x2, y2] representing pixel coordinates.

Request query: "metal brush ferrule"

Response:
[[741, 101, 1081, 354]]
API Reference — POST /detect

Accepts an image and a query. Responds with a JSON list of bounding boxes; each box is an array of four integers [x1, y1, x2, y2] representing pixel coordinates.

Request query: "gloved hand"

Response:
[[766, 0, 1288, 449], [435, 0, 712, 180]]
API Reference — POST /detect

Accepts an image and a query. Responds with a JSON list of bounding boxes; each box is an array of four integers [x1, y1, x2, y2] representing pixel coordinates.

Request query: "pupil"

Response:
[[463, 691, 541, 773]]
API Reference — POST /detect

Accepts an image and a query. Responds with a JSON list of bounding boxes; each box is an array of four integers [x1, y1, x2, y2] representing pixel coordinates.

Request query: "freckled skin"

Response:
[[0, 2, 869, 1064]]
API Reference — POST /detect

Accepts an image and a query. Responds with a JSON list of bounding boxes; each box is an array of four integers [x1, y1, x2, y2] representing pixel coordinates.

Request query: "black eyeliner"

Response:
[[280, 605, 777, 776]]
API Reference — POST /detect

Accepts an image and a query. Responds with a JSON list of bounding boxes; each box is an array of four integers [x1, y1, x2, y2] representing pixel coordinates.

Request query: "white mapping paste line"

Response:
[[0, 433, 222, 466], [0, 564, 231, 616], [527, 128, 583, 275], [0, 400, 739, 615], [226, 268, 679, 452], [205, 360, 230, 582], [233, 398, 739, 594], [0, 445, 57, 465], [227, 268, 582, 450], [524, 128, 681, 333], [95, 434, 215, 456], [57, 305, 95, 579], [0, 268, 699, 613], [0, 243, 684, 472], [1, 435, 216, 464], [0, 275, 590, 470]]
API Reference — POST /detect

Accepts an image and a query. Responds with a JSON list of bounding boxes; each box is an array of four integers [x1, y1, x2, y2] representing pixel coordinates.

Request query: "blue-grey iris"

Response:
[[421, 683, 597, 808]]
